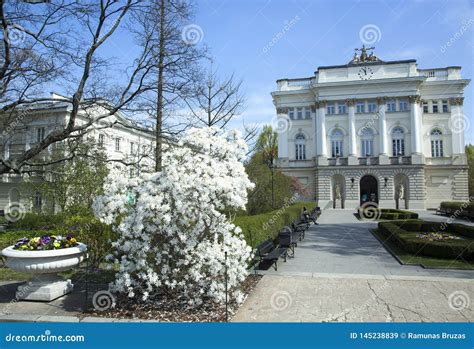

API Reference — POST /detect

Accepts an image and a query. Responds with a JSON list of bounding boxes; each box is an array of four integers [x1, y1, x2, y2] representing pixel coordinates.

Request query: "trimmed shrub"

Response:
[[440, 201, 474, 218], [378, 220, 474, 260], [234, 202, 316, 248]]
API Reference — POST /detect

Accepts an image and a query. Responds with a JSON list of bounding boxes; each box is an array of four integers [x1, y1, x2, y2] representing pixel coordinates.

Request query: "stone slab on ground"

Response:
[[232, 274, 474, 322]]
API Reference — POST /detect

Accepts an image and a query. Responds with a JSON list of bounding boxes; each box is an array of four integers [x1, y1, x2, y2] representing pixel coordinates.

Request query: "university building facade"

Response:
[[272, 46, 470, 210]]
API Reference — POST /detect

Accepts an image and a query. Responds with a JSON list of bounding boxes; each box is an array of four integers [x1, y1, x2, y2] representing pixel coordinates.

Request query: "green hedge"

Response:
[[358, 208, 418, 220], [440, 201, 474, 218], [234, 202, 316, 248], [378, 220, 474, 260]]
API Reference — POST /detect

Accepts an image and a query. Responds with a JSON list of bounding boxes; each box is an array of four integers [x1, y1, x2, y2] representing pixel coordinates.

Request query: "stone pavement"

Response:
[[262, 209, 474, 279], [232, 274, 473, 322]]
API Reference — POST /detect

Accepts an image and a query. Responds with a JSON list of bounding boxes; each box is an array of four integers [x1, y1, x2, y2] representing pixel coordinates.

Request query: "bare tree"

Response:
[[0, 0, 154, 175], [128, 0, 205, 171], [185, 66, 244, 129]]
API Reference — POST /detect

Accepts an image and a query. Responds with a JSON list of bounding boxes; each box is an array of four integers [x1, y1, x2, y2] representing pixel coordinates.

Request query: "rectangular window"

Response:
[[327, 104, 335, 115], [115, 138, 121, 152], [356, 103, 365, 113], [386, 101, 396, 112], [431, 140, 444, 157], [331, 141, 343, 157], [423, 102, 429, 113], [368, 103, 377, 113], [432, 103, 438, 113], [338, 103, 346, 114], [3, 140, 10, 160], [442, 100, 448, 113], [399, 101, 408, 111], [98, 134, 105, 147], [392, 139, 405, 156], [295, 144, 306, 160], [130, 142, 135, 154], [288, 108, 295, 120], [36, 127, 45, 143], [34, 191, 42, 210], [297, 107, 303, 119], [305, 107, 311, 119], [361, 139, 373, 157]]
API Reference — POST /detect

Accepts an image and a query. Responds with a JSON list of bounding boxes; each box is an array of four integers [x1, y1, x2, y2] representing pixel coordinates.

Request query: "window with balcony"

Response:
[[297, 107, 303, 119], [386, 100, 396, 112], [361, 128, 374, 157], [356, 103, 365, 113], [442, 100, 448, 113], [392, 127, 405, 156], [331, 129, 344, 157], [327, 104, 335, 115], [295, 133, 306, 160], [338, 103, 346, 114], [430, 129, 443, 157]]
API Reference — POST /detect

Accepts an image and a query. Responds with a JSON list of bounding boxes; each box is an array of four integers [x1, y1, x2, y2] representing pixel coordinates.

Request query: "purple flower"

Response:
[[14, 238, 30, 248], [39, 235, 52, 246]]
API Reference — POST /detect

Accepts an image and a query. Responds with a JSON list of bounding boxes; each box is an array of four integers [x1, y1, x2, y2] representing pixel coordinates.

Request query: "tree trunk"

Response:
[[155, 0, 165, 172]]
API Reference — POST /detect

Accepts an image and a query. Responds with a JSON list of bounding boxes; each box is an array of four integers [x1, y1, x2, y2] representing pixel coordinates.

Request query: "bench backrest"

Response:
[[278, 231, 292, 247], [256, 239, 274, 256]]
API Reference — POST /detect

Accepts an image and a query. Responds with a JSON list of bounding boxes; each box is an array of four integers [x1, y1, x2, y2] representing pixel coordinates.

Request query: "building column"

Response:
[[276, 107, 289, 162], [449, 97, 467, 165], [316, 101, 327, 165], [311, 104, 317, 160], [409, 95, 424, 164], [347, 99, 357, 165], [377, 97, 389, 165]]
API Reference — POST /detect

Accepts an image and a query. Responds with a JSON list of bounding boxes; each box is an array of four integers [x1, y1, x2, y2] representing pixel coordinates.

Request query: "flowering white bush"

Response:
[[94, 127, 254, 305]]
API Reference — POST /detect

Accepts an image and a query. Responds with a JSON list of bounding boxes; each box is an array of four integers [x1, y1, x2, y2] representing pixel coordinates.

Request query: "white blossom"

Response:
[[94, 127, 255, 305]]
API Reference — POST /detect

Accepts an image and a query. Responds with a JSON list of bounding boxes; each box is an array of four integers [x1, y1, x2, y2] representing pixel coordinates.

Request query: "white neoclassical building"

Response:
[[272, 46, 470, 210], [0, 93, 155, 212]]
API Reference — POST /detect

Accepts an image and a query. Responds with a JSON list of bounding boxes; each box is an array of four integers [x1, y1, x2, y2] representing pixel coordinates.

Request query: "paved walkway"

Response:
[[262, 209, 474, 279], [233, 274, 473, 322]]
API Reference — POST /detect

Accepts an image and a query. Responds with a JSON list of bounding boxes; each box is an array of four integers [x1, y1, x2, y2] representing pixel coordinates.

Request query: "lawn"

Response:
[[371, 228, 474, 270]]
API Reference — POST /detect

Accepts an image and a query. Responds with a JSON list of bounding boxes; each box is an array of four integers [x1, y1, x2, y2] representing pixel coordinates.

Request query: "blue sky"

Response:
[[188, 0, 473, 143]]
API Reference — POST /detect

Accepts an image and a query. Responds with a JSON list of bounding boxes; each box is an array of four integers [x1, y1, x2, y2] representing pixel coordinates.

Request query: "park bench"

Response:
[[279, 227, 298, 256], [255, 239, 288, 271]]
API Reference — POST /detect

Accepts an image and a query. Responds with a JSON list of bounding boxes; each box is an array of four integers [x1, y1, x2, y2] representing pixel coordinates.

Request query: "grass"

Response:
[[371, 229, 474, 270]]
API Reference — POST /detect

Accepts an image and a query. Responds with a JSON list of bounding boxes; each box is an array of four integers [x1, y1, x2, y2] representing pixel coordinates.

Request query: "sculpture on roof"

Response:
[[349, 45, 382, 64]]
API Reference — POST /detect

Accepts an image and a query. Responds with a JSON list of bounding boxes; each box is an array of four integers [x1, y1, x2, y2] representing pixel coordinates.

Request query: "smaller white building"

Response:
[[0, 93, 155, 212]]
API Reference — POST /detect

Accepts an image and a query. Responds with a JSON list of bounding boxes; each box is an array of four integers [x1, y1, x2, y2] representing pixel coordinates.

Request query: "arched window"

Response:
[[360, 128, 374, 157], [430, 129, 443, 157], [392, 127, 405, 156], [331, 129, 344, 157], [295, 133, 306, 160]]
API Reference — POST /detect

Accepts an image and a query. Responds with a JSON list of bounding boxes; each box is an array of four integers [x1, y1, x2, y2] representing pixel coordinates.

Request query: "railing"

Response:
[[287, 79, 313, 87], [418, 69, 448, 78], [328, 157, 348, 166], [389, 156, 411, 165], [358, 157, 379, 165]]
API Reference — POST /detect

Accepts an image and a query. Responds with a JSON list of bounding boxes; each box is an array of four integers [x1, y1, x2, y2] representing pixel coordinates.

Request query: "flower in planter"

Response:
[[13, 234, 78, 250]]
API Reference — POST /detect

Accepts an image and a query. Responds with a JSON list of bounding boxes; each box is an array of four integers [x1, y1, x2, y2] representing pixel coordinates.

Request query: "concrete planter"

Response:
[[1, 243, 87, 301]]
